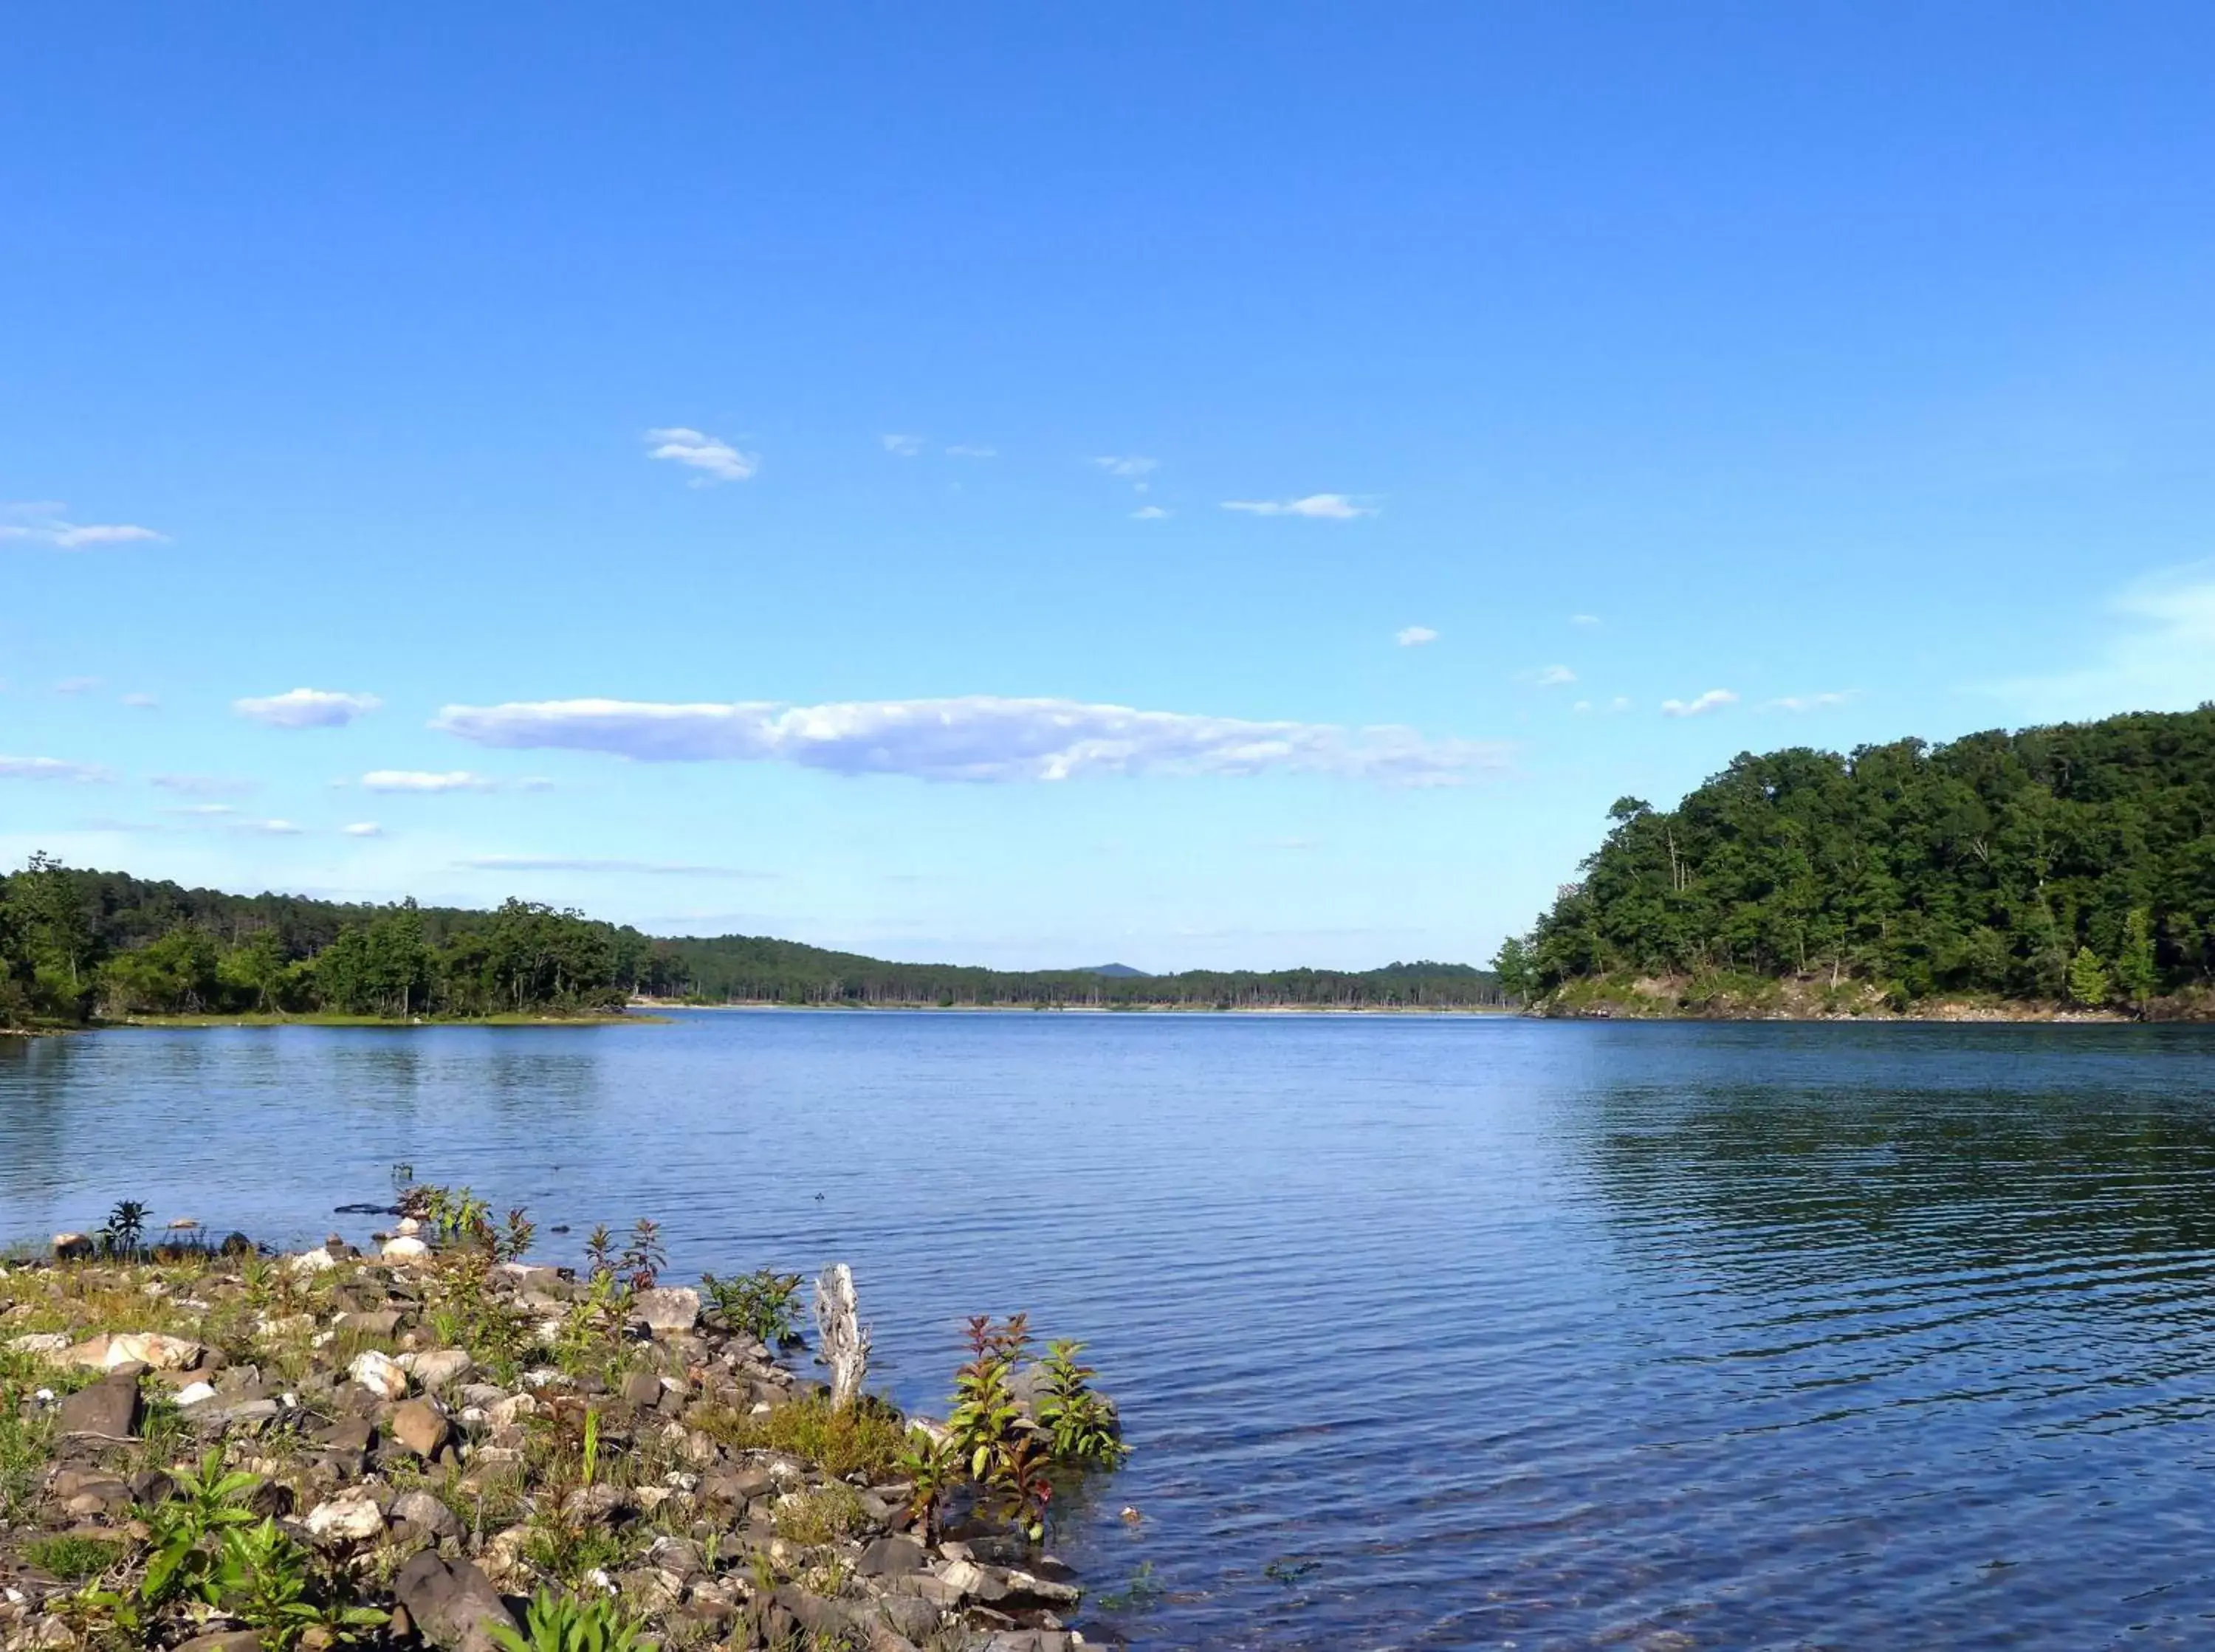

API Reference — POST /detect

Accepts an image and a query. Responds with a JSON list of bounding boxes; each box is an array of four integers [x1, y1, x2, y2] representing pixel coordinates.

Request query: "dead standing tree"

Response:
[[814, 1262, 870, 1408]]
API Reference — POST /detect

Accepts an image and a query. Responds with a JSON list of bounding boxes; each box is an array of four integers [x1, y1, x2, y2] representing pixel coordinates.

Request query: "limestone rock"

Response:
[[390, 1488, 464, 1540], [7, 1332, 69, 1356], [631, 1287, 700, 1334], [61, 1332, 206, 1372], [58, 1371, 142, 1439], [389, 1398, 453, 1459], [349, 1349, 408, 1400], [305, 1495, 386, 1543], [401, 1348, 473, 1391], [284, 1248, 337, 1276], [382, 1236, 433, 1263]]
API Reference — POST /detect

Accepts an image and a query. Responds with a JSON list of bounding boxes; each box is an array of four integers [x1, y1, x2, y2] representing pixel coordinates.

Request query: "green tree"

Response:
[[2114, 907, 2158, 1008], [2065, 946, 2111, 1008]]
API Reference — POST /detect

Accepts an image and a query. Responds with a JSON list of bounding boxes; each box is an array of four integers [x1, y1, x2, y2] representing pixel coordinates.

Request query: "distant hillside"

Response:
[[0, 858, 1503, 1025], [1497, 705, 2215, 1016]]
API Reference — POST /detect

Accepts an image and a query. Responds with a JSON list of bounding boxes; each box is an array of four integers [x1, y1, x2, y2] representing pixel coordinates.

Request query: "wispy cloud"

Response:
[[120, 692, 159, 709], [1992, 563, 2215, 720], [1570, 613, 1603, 627], [234, 688, 381, 729], [1661, 689, 1737, 717], [435, 695, 1508, 787], [239, 819, 303, 836], [152, 774, 259, 798], [944, 444, 997, 459], [644, 427, 758, 484], [1091, 455, 1157, 479], [1769, 690, 1855, 712], [162, 803, 236, 817], [1395, 626, 1439, 647], [1525, 664, 1576, 686], [880, 433, 927, 458], [1131, 505, 1171, 521], [360, 770, 498, 794], [0, 502, 168, 550], [342, 822, 385, 837], [454, 856, 770, 878], [1221, 494, 1377, 520], [55, 677, 101, 695], [0, 756, 114, 782]]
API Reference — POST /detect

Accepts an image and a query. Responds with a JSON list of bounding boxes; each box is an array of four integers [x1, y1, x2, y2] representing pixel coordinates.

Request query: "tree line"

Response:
[[1493, 705, 2215, 1011], [0, 856, 1503, 1026]]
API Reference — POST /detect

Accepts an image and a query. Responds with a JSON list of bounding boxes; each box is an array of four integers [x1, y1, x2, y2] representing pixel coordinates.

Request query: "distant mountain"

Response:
[[1076, 963, 1151, 977]]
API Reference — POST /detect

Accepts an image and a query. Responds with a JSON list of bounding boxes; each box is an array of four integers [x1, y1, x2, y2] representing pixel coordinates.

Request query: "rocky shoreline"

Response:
[[0, 1211, 1120, 1652]]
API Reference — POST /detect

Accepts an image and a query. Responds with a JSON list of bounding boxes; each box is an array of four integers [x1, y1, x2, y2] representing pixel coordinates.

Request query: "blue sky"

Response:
[[7, 5, 2215, 970]]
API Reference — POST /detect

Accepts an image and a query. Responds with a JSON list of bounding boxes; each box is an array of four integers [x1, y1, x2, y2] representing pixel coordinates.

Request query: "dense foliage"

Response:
[[1497, 706, 2215, 1009], [0, 857, 1502, 1027]]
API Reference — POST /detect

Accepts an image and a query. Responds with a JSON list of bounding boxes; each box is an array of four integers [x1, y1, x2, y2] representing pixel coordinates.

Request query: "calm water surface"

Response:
[[6, 1012, 2215, 1649]]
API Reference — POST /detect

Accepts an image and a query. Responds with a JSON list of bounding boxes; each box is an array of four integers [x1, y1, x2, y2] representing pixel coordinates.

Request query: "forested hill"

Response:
[[1495, 705, 2215, 1013], [0, 856, 1500, 1025]]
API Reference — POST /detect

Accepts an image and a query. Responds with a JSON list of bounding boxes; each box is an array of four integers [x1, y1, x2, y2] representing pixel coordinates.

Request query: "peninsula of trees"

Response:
[[0, 857, 1502, 1027], [1494, 705, 2215, 1017]]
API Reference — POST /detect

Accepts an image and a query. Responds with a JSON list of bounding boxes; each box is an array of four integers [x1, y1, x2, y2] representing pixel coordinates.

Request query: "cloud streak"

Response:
[[235, 688, 382, 729], [0, 756, 114, 782], [360, 770, 497, 793], [1395, 626, 1438, 647], [1993, 564, 2215, 720], [435, 695, 1506, 786], [455, 856, 771, 878], [1661, 689, 1737, 717], [0, 502, 167, 550], [1221, 494, 1376, 519], [1770, 690, 1855, 712], [644, 427, 758, 484]]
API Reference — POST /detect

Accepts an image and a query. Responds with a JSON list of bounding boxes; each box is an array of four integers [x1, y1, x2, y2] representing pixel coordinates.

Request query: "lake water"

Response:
[[6, 1012, 2215, 1648]]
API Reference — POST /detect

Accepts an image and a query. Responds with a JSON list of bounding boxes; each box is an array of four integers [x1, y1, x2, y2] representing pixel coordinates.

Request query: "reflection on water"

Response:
[[7, 1016, 2215, 1648]]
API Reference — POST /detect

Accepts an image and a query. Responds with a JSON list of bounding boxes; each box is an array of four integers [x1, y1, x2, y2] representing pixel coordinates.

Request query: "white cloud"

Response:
[[435, 695, 1508, 787], [1570, 613, 1603, 627], [234, 687, 382, 729], [342, 822, 384, 837], [361, 770, 498, 793], [944, 444, 997, 459], [455, 856, 767, 877], [120, 692, 159, 709], [881, 433, 927, 458], [1769, 691, 1855, 712], [1992, 563, 2215, 720], [163, 803, 236, 817], [1609, 696, 1632, 712], [0, 502, 168, 550], [1221, 494, 1377, 520], [1131, 506, 1171, 521], [152, 774, 259, 797], [1526, 664, 1576, 686], [644, 427, 758, 484], [1572, 700, 1593, 713], [1091, 455, 1157, 479], [54, 677, 101, 695], [1395, 626, 1439, 647], [241, 819, 303, 836], [1661, 689, 1738, 717], [0, 756, 113, 782]]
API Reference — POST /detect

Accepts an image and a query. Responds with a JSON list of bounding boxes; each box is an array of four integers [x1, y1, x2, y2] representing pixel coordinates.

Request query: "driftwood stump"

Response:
[[814, 1262, 870, 1409]]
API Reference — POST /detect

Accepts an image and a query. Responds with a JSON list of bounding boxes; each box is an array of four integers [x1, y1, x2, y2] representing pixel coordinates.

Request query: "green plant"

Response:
[[771, 1484, 865, 1548], [700, 1392, 908, 1480], [584, 1223, 617, 1281], [619, 1219, 664, 1292], [216, 1516, 388, 1651], [0, 1369, 54, 1523], [1095, 1560, 1165, 1613], [981, 1432, 1054, 1543], [140, 1448, 261, 1605], [499, 1206, 538, 1262], [699, 1268, 805, 1345], [99, 1200, 150, 1258], [896, 1429, 961, 1546], [492, 1586, 658, 1652], [581, 1406, 601, 1488], [24, 1535, 122, 1583], [947, 1315, 1028, 1479], [1036, 1339, 1128, 1466]]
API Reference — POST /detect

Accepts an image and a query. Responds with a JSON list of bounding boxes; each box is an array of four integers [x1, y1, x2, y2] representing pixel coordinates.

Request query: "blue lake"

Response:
[[7, 1011, 2215, 1648]]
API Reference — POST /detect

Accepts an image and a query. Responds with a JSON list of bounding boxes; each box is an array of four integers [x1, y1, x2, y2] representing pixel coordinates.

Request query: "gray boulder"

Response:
[[393, 1552, 518, 1652]]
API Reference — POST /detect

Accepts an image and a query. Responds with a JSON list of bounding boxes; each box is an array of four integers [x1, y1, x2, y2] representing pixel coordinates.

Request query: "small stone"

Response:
[[621, 1371, 664, 1408], [6, 1332, 69, 1356], [175, 1380, 218, 1406], [349, 1349, 409, 1400], [305, 1496, 385, 1543], [390, 1488, 464, 1540], [58, 1371, 142, 1439], [339, 1309, 401, 1337], [389, 1398, 454, 1459], [173, 1632, 264, 1652], [61, 1332, 207, 1372], [51, 1233, 94, 1261], [859, 1535, 927, 1577], [402, 1349, 474, 1391], [382, 1235, 433, 1262], [284, 1248, 337, 1276]]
